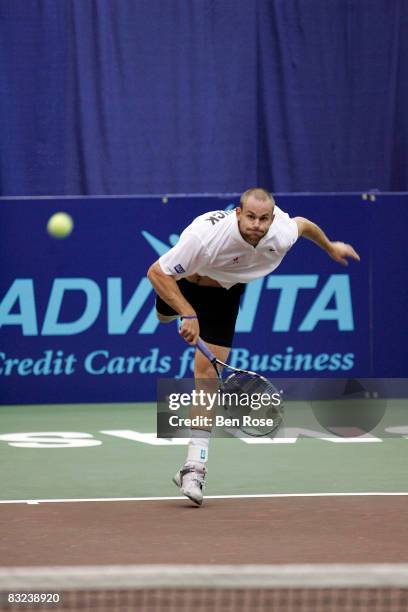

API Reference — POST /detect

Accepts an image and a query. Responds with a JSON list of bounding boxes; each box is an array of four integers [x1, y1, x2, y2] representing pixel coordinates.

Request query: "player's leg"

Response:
[[190, 341, 229, 438], [174, 343, 230, 506], [175, 342, 229, 504], [170, 280, 245, 505], [194, 341, 230, 379], [175, 283, 245, 505]]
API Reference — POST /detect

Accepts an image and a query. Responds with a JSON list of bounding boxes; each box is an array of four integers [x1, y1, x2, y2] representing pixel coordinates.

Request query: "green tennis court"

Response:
[[1, 401, 407, 502], [1, 400, 408, 612]]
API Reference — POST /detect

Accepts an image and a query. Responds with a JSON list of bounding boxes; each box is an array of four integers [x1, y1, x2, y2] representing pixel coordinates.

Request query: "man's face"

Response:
[[236, 196, 275, 246]]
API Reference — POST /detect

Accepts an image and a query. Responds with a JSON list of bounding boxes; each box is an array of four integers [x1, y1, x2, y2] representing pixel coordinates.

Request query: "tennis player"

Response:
[[147, 188, 360, 505]]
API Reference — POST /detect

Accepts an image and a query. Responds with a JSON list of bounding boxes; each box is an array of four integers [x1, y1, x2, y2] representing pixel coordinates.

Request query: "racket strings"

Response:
[[220, 371, 283, 436], [221, 371, 276, 397]]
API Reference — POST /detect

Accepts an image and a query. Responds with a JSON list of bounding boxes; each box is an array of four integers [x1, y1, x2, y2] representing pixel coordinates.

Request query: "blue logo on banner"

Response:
[[0, 273, 354, 336]]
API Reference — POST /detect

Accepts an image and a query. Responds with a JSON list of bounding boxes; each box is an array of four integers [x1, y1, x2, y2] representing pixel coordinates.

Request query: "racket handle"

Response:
[[196, 338, 217, 364]]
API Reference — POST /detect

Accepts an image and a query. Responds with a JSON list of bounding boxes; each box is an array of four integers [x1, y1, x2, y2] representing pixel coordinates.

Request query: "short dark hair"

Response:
[[239, 188, 275, 210]]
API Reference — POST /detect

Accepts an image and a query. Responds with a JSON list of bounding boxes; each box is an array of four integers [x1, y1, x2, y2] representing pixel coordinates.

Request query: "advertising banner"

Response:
[[0, 194, 406, 404]]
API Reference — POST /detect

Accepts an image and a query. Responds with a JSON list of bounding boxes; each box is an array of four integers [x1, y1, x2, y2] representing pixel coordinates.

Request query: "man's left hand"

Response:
[[328, 241, 360, 266]]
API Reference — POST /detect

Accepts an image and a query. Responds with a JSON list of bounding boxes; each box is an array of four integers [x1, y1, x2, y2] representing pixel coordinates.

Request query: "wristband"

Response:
[[180, 315, 198, 320]]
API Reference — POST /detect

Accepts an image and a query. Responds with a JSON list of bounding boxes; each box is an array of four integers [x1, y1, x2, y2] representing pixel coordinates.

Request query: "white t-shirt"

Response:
[[158, 207, 299, 289]]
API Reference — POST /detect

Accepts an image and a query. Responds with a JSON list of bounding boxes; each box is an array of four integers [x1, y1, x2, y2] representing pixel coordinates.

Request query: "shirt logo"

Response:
[[174, 264, 185, 274], [233, 257, 239, 264], [205, 210, 233, 226]]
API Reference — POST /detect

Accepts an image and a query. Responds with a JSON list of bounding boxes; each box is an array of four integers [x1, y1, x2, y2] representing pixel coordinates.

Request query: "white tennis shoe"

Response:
[[173, 463, 206, 506]]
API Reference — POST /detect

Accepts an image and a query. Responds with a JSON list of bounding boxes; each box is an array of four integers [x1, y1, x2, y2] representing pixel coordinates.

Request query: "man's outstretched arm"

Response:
[[294, 217, 360, 266]]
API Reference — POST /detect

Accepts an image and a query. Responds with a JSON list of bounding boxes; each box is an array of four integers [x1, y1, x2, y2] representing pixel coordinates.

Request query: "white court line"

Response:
[[1, 564, 408, 589], [0, 492, 407, 505]]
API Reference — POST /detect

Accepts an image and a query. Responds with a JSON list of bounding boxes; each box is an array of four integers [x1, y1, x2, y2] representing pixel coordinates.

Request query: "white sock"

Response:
[[186, 429, 210, 466]]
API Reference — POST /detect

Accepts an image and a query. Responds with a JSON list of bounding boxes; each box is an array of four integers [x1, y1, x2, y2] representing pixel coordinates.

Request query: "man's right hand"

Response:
[[179, 317, 200, 345]]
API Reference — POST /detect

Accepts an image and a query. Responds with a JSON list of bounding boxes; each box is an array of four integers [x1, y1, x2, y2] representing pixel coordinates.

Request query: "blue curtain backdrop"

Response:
[[0, 0, 407, 196]]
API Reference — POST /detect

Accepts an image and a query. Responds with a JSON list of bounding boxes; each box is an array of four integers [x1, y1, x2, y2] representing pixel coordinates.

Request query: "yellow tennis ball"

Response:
[[47, 212, 74, 239]]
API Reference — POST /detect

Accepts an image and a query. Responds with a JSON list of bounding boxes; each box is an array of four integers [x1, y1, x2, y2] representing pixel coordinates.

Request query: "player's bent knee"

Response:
[[196, 361, 219, 380]]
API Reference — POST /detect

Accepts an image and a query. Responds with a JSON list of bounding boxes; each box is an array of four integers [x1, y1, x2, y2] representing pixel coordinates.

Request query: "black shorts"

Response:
[[155, 279, 245, 347]]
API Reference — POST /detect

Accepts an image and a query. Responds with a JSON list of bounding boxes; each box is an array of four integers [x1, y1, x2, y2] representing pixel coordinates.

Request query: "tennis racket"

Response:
[[196, 338, 283, 437]]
